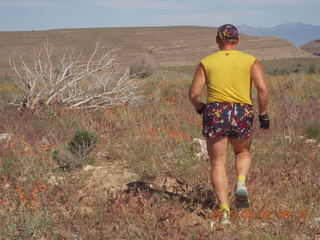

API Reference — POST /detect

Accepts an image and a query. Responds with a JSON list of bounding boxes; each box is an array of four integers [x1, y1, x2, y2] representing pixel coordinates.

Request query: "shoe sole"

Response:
[[210, 211, 232, 229], [235, 189, 250, 209]]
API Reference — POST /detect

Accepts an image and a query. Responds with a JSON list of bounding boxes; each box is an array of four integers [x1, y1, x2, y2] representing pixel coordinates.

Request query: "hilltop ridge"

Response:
[[0, 26, 312, 75], [301, 39, 320, 56]]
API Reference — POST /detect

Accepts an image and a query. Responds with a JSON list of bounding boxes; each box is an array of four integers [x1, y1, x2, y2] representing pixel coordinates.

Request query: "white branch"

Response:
[[9, 41, 143, 110]]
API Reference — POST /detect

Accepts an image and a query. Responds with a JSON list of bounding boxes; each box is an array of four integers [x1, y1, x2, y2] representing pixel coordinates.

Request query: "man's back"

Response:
[[201, 50, 256, 105]]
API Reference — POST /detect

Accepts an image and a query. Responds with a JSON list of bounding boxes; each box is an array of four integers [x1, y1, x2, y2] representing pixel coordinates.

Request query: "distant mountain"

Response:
[[238, 22, 320, 47], [301, 39, 320, 56]]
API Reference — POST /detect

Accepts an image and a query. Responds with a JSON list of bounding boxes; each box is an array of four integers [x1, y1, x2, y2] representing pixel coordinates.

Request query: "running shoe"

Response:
[[210, 210, 232, 229], [235, 181, 250, 208]]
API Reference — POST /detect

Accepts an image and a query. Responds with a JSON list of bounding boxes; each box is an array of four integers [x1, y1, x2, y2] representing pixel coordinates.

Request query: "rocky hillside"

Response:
[[238, 36, 311, 60], [238, 22, 320, 47], [0, 26, 312, 75], [301, 39, 320, 56]]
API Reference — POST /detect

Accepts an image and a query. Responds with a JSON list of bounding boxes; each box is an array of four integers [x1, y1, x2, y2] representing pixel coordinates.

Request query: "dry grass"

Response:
[[0, 68, 319, 239], [262, 57, 320, 75]]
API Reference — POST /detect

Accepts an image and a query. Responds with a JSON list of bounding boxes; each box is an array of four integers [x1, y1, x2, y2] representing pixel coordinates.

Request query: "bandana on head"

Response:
[[217, 24, 239, 40]]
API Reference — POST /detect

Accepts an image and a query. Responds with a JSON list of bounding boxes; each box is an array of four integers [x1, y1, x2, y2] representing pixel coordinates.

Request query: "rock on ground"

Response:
[[193, 138, 209, 160]]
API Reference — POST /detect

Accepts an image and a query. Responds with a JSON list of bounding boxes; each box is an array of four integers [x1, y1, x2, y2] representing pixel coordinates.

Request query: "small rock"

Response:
[[305, 139, 317, 144], [72, 234, 82, 240], [195, 152, 203, 160], [83, 165, 95, 171], [96, 152, 108, 157], [41, 137, 50, 146], [313, 217, 320, 224], [83, 165, 103, 171], [261, 222, 270, 226], [193, 138, 207, 153], [193, 138, 208, 160], [47, 175, 58, 186], [0, 133, 11, 143]]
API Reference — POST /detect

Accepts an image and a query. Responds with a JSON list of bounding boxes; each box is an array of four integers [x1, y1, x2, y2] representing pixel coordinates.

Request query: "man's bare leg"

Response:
[[228, 137, 252, 177], [206, 137, 229, 205], [229, 137, 252, 208]]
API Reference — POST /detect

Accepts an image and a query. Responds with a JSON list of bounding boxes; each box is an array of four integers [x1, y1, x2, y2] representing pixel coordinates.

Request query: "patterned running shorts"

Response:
[[202, 102, 254, 138]]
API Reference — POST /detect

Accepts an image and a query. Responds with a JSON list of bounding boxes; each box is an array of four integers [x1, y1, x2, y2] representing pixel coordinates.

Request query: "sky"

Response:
[[0, 0, 320, 31]]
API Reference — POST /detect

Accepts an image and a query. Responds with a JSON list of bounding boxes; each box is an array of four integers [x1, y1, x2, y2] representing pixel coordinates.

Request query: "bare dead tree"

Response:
[[9, 40, 143, 110]]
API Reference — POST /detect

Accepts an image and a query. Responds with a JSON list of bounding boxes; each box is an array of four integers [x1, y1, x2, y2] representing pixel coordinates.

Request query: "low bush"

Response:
[[307, 121, 320, 141], [66, 129, 98, 158], [53, 129, 98, 170], [129, 54, 156, 78]]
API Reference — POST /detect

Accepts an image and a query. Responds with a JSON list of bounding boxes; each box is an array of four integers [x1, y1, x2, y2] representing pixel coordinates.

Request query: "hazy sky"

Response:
[[0, 0, 320, 31]]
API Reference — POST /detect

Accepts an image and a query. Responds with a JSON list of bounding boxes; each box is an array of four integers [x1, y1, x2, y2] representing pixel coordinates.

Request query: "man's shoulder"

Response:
[[201, 51, 220, 62], [235, 50, 256, 59]]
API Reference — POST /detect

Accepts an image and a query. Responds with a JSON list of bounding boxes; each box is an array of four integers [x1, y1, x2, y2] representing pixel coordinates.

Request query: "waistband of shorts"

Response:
[[206, 102, 253, 107]]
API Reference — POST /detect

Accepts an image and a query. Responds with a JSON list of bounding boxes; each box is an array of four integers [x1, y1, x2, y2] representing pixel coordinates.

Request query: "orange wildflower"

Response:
[[40, 183, 47, 191], [15, 186, 24, 194], [19, 195, 28, 201]]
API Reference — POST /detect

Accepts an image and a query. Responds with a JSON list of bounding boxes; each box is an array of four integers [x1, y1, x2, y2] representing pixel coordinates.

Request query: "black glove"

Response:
[[259, 113, 270, 129], [195, 102, 206, 115]]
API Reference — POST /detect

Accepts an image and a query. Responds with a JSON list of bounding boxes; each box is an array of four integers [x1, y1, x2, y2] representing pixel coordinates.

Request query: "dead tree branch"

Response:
[[9, 41, 143, 110]]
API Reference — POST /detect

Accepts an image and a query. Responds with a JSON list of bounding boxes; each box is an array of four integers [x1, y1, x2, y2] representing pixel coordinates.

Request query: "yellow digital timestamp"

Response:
[[212, 209, 309, 220]]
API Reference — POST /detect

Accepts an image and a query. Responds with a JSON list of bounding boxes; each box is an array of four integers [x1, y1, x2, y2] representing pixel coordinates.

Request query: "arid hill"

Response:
[[301, 39, 320, 56], [238, 22, 320, 47], [0, 26, 312, 75]]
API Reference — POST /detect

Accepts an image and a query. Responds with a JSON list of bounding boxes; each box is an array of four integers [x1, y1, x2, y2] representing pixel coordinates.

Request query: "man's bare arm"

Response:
[[251, 60, 270, 115], [189, 63, 206, 110]]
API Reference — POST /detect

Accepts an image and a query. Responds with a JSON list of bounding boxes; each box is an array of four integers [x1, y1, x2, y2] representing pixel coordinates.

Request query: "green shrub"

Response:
[[279, 68, 290, 75], [53, 129, 98, 170], [308, 65, 316, 74], [66, 129, 98, 158], [272, 69, 279, 75], [307, 122, 320, 141]]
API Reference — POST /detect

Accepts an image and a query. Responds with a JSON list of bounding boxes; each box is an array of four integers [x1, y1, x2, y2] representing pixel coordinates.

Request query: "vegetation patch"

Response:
[[0, 66, 319, 239], [306, 121, 320, 141], [53, 129, 98, 170], [129, 53, 156, 78]]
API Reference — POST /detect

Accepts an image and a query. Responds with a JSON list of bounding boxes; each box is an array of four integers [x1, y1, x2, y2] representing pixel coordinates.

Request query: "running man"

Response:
[[189, 24, 270, 226]]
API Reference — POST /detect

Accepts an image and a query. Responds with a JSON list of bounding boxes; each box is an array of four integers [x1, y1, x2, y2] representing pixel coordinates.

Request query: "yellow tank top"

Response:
[[201, 50, 256, 105]]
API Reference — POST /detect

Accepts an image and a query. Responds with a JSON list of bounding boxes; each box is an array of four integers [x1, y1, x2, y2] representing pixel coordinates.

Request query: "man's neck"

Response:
[[219, 44, 238, 51]]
